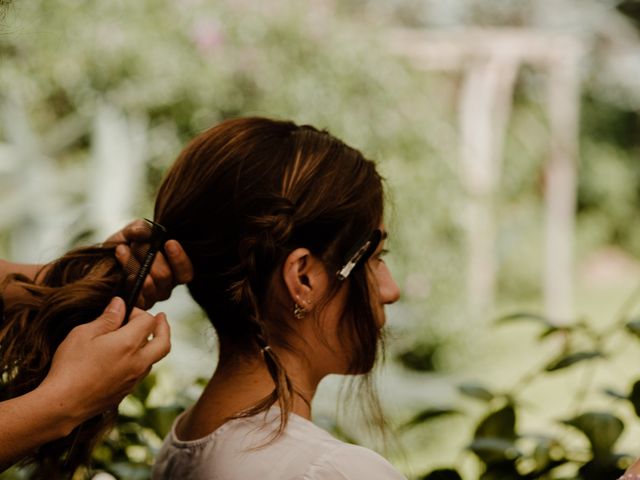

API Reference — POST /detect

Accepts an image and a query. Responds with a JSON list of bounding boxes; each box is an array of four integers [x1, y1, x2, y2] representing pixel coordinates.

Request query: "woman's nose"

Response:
[[379, 266, 400, 305]]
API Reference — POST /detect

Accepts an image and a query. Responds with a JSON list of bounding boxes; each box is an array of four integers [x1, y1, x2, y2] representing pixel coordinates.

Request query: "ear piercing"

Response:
[[293, 294, 312, 319], [293, 303, 306, 319]]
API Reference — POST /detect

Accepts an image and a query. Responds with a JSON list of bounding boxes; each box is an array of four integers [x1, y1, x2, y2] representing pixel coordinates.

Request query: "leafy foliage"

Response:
[[91, 374, 184, 480], [407, 300, 640, 479]]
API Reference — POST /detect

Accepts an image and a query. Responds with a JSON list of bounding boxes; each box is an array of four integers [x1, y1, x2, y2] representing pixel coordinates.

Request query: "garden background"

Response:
[[3, 1, 640, 479]]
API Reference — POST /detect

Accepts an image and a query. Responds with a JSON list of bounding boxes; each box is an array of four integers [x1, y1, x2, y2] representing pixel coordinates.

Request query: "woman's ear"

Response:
[[282, 248, 325, 308]]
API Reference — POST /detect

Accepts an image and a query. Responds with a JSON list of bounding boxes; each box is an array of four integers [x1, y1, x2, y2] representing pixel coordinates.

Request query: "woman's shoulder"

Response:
[[283, 415, 406, 479], [302, 441, 407, 480], [153, 409, 406, 480]]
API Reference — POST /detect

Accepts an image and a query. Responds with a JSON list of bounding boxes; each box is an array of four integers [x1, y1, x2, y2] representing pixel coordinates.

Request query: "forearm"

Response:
[[0, 385, 79, 471]]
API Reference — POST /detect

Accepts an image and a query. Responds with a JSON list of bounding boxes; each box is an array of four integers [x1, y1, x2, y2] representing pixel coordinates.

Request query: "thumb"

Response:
[[89, 297, 126, 336]]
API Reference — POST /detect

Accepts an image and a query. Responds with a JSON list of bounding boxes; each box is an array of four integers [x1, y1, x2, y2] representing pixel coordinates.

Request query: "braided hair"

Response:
[[154, 117, 385, 436]]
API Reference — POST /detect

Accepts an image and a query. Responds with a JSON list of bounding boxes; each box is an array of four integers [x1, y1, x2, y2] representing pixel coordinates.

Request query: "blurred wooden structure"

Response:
[[390, 28, 584, 322], [0, 95, 147, 261]]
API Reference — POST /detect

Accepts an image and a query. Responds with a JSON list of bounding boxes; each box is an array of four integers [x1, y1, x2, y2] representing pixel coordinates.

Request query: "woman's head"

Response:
[[154, 117, 396, 377]]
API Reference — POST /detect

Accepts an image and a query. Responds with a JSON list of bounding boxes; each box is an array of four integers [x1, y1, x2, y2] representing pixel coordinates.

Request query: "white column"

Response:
[[543, 47, 582, 323], [458, 51, 519, 318], [89, 103, 148, 241]]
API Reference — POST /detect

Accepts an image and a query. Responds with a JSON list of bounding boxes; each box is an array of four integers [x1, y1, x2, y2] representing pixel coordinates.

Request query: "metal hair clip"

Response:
[[336, 229, 382, 281]]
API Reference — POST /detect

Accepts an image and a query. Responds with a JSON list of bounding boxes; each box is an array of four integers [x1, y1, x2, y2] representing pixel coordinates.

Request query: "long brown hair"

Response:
[[154, 117, 385, 433], [0, 117, 386, 476], [0, 246, 124, 478]]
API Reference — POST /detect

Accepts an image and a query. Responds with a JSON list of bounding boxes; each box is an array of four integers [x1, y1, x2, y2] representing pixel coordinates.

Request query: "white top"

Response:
[[152, 408, 407, 480]]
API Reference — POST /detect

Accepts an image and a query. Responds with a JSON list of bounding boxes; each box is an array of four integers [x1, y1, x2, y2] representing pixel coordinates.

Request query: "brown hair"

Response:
[[0, 116, 385, 476], [154, 117, 385, 432], [0, 247, 124, 479]]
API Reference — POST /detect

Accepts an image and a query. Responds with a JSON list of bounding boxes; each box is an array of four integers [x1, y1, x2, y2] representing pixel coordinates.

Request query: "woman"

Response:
[[2, 116, 403, 478], [150, 117, 403, 479]]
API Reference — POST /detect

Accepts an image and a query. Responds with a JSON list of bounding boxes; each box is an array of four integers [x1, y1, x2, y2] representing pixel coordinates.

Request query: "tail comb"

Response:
[[123, 219, 167, 323]]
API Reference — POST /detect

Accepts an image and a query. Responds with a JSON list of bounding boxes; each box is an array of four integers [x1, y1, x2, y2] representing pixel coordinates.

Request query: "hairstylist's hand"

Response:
[[38, 297, 171, 428], [108, 219, 194, 309], [622, 458, 640, 478]]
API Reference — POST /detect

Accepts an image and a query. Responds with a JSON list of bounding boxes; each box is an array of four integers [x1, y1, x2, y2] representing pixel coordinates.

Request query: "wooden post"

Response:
[[389, 29, 583, 321], [459, 52, 519, 317], [543, 47, 582, 323]]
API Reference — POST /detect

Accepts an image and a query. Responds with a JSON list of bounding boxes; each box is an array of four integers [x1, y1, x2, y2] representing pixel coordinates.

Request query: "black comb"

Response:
[[123, 219, 167, 323]]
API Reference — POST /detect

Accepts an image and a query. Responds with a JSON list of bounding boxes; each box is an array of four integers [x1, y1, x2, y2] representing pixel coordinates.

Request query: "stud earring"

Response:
[[293, 303, 306, 319]]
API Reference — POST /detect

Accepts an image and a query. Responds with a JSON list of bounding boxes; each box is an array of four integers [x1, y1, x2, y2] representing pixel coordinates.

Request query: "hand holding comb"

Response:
[[123, 219, 167, 323]]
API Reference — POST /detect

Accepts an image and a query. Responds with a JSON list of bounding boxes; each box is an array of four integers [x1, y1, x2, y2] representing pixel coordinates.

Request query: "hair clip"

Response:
[[336, 229, 382, 281]]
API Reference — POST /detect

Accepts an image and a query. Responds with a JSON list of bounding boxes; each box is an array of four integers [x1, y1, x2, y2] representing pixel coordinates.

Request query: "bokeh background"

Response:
[[3, 1, 640, 479]]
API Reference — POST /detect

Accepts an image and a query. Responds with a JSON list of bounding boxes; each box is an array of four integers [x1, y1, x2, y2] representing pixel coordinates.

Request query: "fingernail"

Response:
[[116, 244, 127, 257], [165, 241, 178, 256], [107, 297, 124, 314]]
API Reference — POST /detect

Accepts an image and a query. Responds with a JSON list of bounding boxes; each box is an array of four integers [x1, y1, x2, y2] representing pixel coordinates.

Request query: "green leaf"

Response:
[[479, 462, 524, 480], [475, 405, 517, 440], [538, 321, 589, 341], [532, 439, 552, 468], [471, 405, 519, 465], [629, 380, 640, 417], [578, 457, 625, 479], [545, 351, 603, 372], [119, 395, 146, 418], [538, 325, 562, 340], [421, 469, 463, 480], [529, 437, 568, 475], [130, 373, 157, 404], [495, 312, 551, 326], [603, 388, 628, 400], [626, 320, 640, 338], [91, 443, 114, 465], [397, 341, 441, 372], [467, 438, 522, 465], [142, 405, 184, 438], [458, 382, 495, 402], [499, 316, 586, 341], [562, 412, 624, 459], [402, 408, 460, 430], [107, 462, 152, 480]]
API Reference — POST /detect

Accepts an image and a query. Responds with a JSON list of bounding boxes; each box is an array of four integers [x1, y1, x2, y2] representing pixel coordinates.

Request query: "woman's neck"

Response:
[[216, 348, 319, 417], [175, 347, 320, 441]]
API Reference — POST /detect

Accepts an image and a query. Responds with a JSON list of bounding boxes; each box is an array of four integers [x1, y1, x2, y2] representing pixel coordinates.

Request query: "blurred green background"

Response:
[[3, 0, 640, 479]]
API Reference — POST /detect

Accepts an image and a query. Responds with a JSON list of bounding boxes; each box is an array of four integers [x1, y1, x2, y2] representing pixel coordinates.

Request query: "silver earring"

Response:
[[293, 303, 306, 319]]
